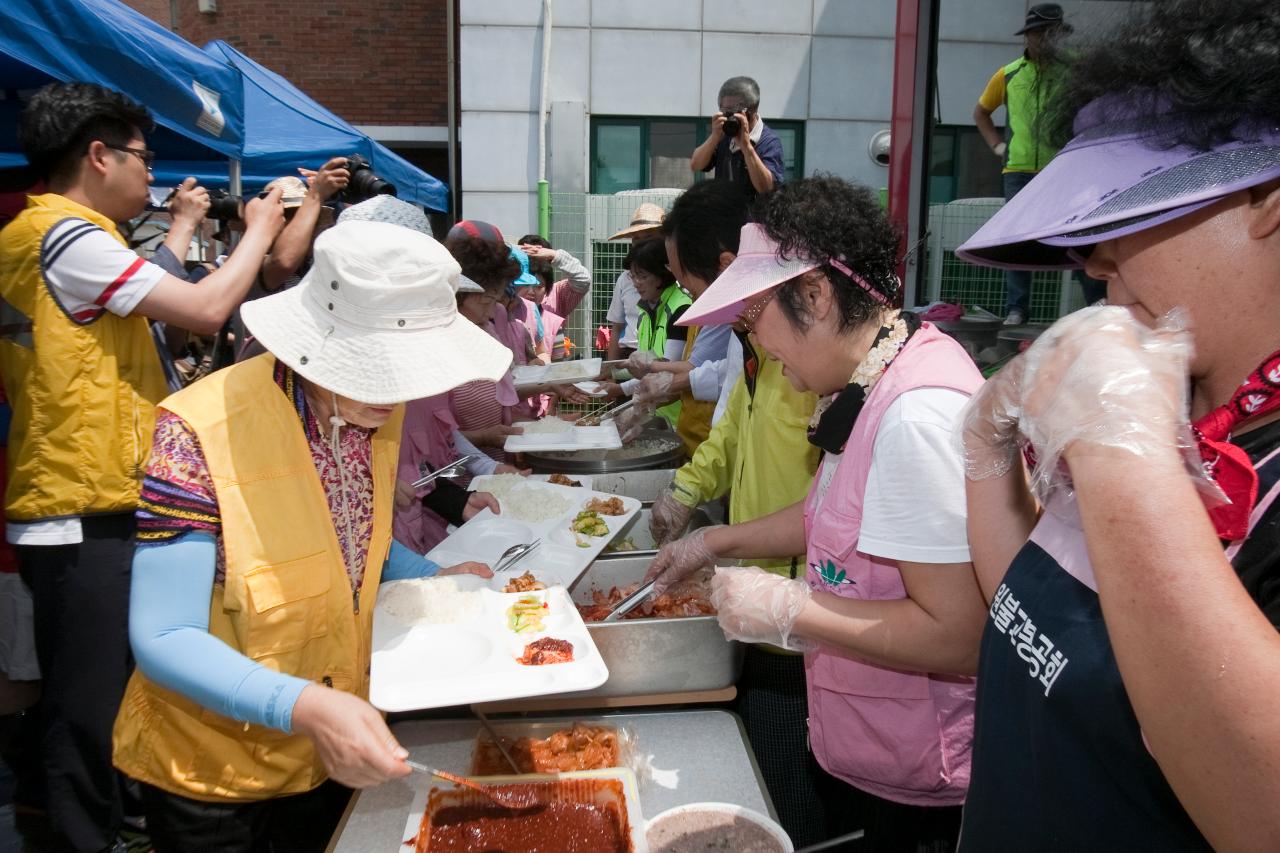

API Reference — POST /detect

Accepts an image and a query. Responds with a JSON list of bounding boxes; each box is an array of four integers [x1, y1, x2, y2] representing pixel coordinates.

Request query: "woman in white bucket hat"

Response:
[[111, 220, 511, 852]]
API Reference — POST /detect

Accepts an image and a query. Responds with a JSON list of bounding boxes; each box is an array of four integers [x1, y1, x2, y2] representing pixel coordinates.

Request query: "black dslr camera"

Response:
[[342, 154, 397, 202], [721, 111, 743, 137], [205, 188, 243, 221]]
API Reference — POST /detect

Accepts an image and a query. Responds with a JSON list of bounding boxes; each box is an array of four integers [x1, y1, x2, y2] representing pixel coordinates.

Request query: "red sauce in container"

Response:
[[427, 801, 627, 852]]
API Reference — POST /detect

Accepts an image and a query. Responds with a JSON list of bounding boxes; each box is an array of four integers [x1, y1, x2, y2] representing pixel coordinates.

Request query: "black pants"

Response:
[[140, 780, 353, 853], [18, 513, 136, 853], [819, 776, 962, 853], [736, 645, 832, 848]]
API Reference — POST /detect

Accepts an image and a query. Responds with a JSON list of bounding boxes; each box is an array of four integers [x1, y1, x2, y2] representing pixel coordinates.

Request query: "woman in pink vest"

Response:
[[651, 177, 987, 850]]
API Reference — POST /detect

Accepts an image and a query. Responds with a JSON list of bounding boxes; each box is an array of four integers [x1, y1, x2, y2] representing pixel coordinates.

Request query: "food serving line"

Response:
[[329, 390, 784, 851]]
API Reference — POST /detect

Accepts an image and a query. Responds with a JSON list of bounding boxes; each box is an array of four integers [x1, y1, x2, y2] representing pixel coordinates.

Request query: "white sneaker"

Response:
[[1003, 309, 1025, 326]]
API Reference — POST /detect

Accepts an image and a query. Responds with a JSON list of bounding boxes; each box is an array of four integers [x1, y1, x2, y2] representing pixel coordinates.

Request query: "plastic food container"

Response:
[[405, 767, 648, 852], [645, 802, 792, 853]]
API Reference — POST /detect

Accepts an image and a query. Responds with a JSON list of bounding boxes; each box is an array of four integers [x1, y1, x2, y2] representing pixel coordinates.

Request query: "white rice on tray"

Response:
[[378, 577, 482, 624], [470, 475, 575, 522], [501, 486, 573, 523], [517, 418, 573, 435]]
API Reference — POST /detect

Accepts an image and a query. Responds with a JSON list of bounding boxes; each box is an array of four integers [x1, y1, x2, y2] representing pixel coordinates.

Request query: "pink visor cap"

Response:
[[680, 223, 891, 326], [958, 98, 1280, 271]]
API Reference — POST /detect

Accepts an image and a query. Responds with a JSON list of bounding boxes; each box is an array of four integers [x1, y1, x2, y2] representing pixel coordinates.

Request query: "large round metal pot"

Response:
[[523, 428, 686, 474]]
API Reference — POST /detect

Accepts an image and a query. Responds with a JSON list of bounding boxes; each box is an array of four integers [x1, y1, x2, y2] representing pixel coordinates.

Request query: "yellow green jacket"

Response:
[[672, 344, 819, 576]]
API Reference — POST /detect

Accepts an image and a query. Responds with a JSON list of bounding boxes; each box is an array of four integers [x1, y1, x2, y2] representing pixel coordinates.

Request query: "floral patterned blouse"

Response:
[[136, 362, 375, 588]]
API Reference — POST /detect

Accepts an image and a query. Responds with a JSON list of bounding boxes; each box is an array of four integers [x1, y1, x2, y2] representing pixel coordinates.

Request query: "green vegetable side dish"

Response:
[[570, 510, 610, 539], [506, 594, 547, 633]]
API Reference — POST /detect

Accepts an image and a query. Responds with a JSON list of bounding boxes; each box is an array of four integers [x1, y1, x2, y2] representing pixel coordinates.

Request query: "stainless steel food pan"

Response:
[[590, 469, 678, 505], [563, 556, 742, 699]]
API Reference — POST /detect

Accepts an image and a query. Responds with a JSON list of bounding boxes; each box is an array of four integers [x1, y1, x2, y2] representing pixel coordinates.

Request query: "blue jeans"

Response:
[[1002, 171, 1036, 314]]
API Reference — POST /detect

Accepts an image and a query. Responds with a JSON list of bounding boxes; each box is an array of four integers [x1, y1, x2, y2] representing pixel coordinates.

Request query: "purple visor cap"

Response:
[[958, 117, 1280, 271]]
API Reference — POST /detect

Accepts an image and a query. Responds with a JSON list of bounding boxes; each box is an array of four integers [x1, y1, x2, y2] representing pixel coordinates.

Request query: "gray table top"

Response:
[[330, 708, 774, 852]]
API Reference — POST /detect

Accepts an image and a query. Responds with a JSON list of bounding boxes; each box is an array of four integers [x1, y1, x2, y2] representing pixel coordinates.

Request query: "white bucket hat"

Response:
[[241, 220, 512, 404]]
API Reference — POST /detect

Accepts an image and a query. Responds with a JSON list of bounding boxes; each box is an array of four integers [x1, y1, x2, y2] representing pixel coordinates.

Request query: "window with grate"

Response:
[[592, 116, 804, 193]]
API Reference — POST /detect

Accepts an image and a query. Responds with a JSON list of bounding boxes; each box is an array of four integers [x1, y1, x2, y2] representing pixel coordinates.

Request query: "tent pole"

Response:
[[446, 0, 459, 220]]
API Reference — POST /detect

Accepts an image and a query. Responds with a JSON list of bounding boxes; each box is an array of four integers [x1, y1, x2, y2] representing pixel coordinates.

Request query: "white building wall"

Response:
[[459, 0, 1142, 234]]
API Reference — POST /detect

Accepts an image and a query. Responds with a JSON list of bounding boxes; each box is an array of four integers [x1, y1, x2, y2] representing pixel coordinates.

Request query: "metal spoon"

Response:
[[474, 710, 521, 774], [410, 455, 471, 490], [793, 829, 866, 852], [493, 540, 540, 574], [403, 760, 537, 810]]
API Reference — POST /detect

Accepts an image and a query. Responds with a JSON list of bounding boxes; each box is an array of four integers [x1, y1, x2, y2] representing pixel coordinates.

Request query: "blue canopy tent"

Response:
[[0, 0, 244, 172], [203, 40, 448, 212]]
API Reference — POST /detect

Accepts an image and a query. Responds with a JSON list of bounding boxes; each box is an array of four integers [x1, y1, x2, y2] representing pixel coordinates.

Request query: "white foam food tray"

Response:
[[370, 581, 608, 712], [429, 479, 640, 590], [512, 358, 603, 390], [503, 420, 622, 453]]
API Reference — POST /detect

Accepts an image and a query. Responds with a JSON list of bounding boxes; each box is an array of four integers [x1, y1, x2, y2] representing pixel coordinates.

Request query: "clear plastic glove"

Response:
[[615, 401, 655, 443], [627, 350, 658, 378], [634, 372, 677, 405], [644, 525, 723, 594], [1016, 305, 1199, 502], [649, 488, 696, 546], [958, 355, 1026, 481], [710, 567, 812, 651]]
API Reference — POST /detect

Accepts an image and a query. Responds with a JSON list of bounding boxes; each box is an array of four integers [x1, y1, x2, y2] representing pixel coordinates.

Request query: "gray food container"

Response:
[[562, 556, 743, 699], [603, 505, 714, 556], [590, 469, 678, 505]]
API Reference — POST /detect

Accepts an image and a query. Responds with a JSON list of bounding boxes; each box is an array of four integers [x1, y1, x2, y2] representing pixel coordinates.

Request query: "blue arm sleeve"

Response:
[[129, 533, 312, 733], [382, 539, 442, 581]]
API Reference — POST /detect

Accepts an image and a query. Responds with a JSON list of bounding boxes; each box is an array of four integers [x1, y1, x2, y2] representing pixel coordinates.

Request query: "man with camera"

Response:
[[0, 81, 283, 853], [690, 76, 785, 203], [261, 156, 351, 292]]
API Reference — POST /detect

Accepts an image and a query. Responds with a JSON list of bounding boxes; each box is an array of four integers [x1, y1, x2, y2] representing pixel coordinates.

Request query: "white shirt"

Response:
[[6, 218, 166, 546], [813, 387, 972, 565], [712, 334, 744, 427], [605, 271, 640, 349]]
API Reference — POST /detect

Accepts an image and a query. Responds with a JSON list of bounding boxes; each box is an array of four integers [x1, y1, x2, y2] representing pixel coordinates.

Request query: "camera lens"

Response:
[[206, 190, 243, 221]]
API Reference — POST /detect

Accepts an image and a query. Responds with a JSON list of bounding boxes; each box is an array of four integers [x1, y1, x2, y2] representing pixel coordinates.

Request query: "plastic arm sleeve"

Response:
[[382, 539, 442, 581], [129, 533, 312, 733], [454, 429, 499, 476]]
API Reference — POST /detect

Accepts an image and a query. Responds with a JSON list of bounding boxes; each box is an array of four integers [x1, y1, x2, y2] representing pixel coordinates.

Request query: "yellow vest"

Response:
[[0, 193, 168, 522], [112, 354, 403, 802], [674, 326, 715, 457]]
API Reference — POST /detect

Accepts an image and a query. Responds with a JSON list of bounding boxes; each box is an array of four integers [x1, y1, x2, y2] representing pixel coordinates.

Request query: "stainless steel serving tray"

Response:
[[562, 555, 742, 699], [590, 469, 678, 505], [523, 428, 686, 474]]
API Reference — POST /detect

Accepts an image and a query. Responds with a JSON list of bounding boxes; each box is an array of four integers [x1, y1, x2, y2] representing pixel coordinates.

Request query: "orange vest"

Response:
[[113, 354, 403, 801]]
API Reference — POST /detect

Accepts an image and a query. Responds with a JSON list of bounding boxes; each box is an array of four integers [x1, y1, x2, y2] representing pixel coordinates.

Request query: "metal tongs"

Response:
[[410, 455, 472, 490], [576, 398, 635, 426], [493, 539, 540, 573], [601, 580, 656, 622]]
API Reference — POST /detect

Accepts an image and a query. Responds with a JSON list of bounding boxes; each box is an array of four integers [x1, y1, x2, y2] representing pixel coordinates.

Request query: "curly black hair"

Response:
[[624, 235, 677, 289], [663, 181, 750, 285], [18, 82, 154, 183], [517, 234, 552, 249], [528, 257, 555, 289], [444, 234, 520, 295], [1047, 0, 1280, 150], [756, 175, 901, 335]]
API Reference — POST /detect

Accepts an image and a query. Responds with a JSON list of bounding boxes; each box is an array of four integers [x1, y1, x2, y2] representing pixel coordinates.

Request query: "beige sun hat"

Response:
[[608, 202, 666, 240], [241, 220, 512, 404]]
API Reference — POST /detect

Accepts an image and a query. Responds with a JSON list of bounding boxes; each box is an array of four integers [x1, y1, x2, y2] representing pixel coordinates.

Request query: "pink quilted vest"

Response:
[[803, 323, 983, 806]]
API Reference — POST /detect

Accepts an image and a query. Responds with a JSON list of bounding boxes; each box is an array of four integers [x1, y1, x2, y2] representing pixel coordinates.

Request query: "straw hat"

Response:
[[263, 175, 308, 209], [241, 220, 512, 404], [609, 202, 665, 240]]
